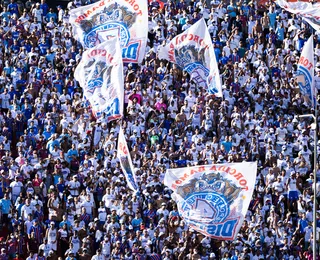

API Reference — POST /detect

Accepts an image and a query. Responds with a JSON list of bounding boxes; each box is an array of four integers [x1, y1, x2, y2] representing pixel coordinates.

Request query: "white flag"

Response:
[[69, 0, 148, 63], [295, 36, 315, 107], [164, 162, 257, 240], [74, 38, 124, 120], [117, 127, 139, 192], [277, 0, 320, 31], [158, 18, 222, 96]]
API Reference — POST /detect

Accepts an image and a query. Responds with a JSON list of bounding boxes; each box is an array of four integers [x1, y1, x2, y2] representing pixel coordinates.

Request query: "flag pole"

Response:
[[314, 101, 317, 260], [298, 34, 317, 259], [313, 32, 318, 260]]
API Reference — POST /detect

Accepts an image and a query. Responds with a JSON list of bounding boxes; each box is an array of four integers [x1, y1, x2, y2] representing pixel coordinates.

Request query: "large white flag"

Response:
[[277, 0, 320, 31], [295, 36, 315, 107], [158, 18, 222, 97], [164, 162, 257, 240], [117, 127, 139, 192], [74, 38, 123, 120], [69, 0, 148, 63]]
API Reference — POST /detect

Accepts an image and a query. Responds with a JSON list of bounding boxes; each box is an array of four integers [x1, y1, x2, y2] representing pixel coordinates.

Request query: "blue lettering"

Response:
[[221, 219, 237, 237], [188, 219, 237, 238], [207, 224, 216, 235], [102, 97, 120, 117], [215, 224, 223, 237], [122, 42, 139, 60]]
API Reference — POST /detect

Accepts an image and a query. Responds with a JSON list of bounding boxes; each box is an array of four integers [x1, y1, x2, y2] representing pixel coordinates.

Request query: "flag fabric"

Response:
[[117, 127, 139, 192], [69, 0, 148, 63], [295, 36, 315, 107], [158, 18, 222, 97], [277, 0, 320, 31], [74, 38, 123, 120], [164, 162, 257, 240]]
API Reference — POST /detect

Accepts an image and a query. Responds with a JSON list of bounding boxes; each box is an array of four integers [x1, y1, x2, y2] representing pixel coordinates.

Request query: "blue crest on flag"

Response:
[[296, 66, 313, 104], [175, 45, 209, 86], [207, 74, 219, 95], [84, 60, 111, 94], [79, 3, 140, 61], [176, 171, 241, 239]]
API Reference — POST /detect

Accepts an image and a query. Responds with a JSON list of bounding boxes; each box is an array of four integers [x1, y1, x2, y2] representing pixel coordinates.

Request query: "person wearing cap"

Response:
[[78, 247, 91, 259], [45, 220, 58, 251], [91, 248, 104, 260], [156, 202, 169, 220], [68, 175, 80, 197], [286, 171, 299, 211], [39, 238, 51, 258], [28, 218, 43, 244], [101, 235, 111, 258]]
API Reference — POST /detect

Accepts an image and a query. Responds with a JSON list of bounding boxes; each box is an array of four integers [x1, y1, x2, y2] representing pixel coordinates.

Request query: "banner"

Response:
[[158, 18, 222, 97], [164, 162, 257, 240], [69, 0, 148, 63], [277, 0, 320, 31], [117, 127, 139, 192], [74, 38, 123, 120], [295, 36, 315, 107]]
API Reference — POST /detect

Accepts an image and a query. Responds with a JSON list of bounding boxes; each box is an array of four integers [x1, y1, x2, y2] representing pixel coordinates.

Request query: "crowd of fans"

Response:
[[0, 0, 319, 259]]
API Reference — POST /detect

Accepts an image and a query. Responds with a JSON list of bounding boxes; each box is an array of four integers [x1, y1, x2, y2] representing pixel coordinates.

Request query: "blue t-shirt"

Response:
[[8, 3, 19, 15], [276, 27, 285, 41], [131, 218, 143, 231], [227, 5, 237, 18], [0, 198, 11, 214], [221, 141, 232, 153], [268, 12, 277, 28]]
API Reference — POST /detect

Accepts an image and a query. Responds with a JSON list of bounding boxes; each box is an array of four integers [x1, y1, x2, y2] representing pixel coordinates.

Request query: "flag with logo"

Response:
[[277, 0, 320, 31], [74, 37, 123, 121], [158, 18, 222, 97], [295, 36, 315, 107], [164, 162, 257, 240], [117, 127, 139, 192], [69, 0, 148, 63]]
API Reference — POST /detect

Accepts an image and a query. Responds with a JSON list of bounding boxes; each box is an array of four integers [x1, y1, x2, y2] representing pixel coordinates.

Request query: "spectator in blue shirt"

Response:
[[8, 0, 19, 16], [0, 193, 12, 224], [45, 8, 57, 23]]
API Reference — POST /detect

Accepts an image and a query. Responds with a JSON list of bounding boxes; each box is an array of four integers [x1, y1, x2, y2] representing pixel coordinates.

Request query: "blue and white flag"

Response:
[[74, 38, 123, 121], [117, 127, 139, 192], [277, 0, 320, 32], [295, 36, 315, 107], [164, 162, 257, 240], [69, 0, 148, 63], [158, 18, 222, 97]]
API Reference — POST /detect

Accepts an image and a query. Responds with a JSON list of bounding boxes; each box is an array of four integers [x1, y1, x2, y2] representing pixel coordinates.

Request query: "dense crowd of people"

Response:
[[0, 0, 319, 259]]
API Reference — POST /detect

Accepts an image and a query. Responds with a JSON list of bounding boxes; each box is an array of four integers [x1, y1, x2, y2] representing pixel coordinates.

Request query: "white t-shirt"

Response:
[[10, 181, 23, 195], [68, 180, 80, 196], [81, 200, 94, 215], [21, 204, 34, 220], [0, 93, 10, 109]]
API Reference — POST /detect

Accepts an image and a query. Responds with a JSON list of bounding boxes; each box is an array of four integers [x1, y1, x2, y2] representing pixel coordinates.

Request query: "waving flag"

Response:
[[295, 36, 315, 107], [69, 0, 148, 63], [164, 162, 257, 240], [158, 18, 222, 97], [74, 38, 123, 120], [117, 127, 139, 192], [277, 0, 320, 31]]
